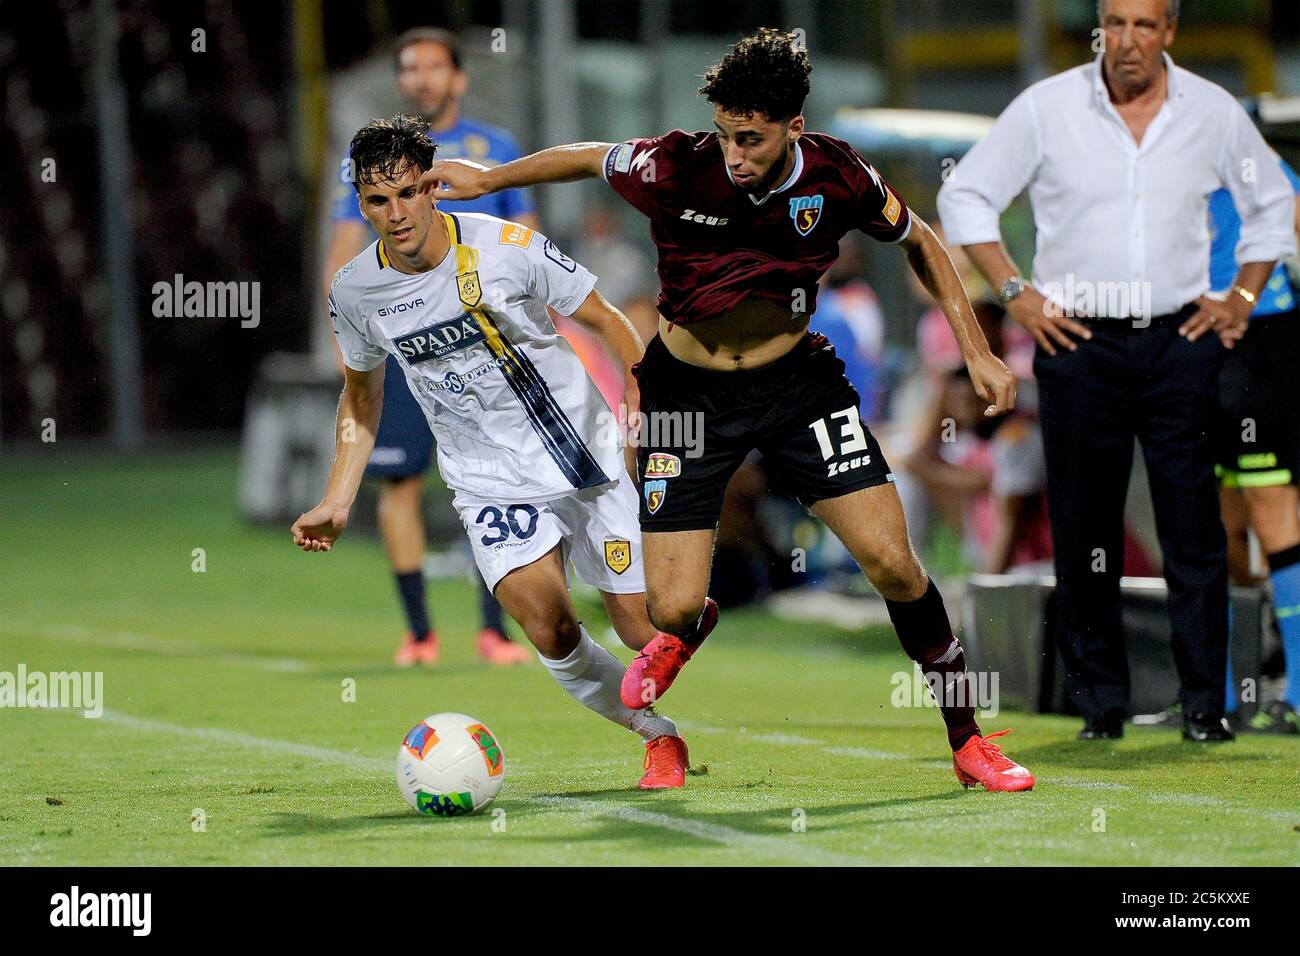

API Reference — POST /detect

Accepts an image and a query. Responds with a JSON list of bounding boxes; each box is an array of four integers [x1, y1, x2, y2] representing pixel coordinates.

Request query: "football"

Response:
[[395, 712, 506, 817]]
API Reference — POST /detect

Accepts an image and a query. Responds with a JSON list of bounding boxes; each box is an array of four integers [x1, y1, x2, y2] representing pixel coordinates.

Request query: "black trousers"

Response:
[[1034, 309, 1229, 722]]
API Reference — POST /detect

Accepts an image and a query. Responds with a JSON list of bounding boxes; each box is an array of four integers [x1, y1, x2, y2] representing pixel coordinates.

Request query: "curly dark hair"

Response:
[[349, 113, 437, 192], [698, 28, 812, 122]]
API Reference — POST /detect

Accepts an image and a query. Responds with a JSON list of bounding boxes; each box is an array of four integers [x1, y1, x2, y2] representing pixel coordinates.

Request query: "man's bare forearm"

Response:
[[484, 143, 613, 191], [906, 219, 991, 358], [321, 381, 382, 508], [1229, 260, 1276, 301], [962, 240, 1021, 294], [569, 289, 645, 384]]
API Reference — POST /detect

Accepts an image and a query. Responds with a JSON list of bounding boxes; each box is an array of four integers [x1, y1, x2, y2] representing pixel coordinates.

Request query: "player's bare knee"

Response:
[[518, 605, 581, 659], [646, 595, 705, 638], [865, 552, 927, 602]]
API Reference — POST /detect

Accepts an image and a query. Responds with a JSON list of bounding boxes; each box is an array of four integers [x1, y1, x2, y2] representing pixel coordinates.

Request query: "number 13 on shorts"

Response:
[[809, 405, 871, 460]]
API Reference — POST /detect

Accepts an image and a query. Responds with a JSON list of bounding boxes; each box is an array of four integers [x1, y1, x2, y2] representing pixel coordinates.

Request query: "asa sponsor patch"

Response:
[[644, 452, 681, 478]]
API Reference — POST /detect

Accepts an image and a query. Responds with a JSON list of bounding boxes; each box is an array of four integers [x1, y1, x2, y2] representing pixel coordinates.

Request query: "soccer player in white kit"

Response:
[[292, 114, 689, 788]]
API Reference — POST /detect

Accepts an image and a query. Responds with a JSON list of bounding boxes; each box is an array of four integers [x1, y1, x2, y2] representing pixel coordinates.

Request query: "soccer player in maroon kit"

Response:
[[423, 29, 1034, 791]]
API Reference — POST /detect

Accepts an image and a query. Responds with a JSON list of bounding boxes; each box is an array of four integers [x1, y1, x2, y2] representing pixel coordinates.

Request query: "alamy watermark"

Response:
[[1039, 273, 1153, 327], [152, 274, 260, 328], [891, 664, 1000, 718], [1, 665, 103, 718]]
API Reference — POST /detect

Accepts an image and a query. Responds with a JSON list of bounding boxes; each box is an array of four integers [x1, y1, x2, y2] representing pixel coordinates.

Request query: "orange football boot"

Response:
[[953, 729, 1035, 792], [620, 598, 719, 708], [639, 734, 689, 789], [394, 632, 439, 668], [476, 628, 531, 665]]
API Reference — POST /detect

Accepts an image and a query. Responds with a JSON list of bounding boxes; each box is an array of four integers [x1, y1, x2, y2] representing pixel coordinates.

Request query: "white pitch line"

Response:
[[92, 709, 863, 867], [15, 624, 312, 674], [680, 720, 1296, 821]]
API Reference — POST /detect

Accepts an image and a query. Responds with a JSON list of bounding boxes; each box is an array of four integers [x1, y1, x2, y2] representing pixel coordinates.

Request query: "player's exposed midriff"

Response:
[[657, 297, 809, 371]]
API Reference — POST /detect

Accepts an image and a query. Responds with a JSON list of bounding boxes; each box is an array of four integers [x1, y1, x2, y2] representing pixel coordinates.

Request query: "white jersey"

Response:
[[329, 212, 620, 501]]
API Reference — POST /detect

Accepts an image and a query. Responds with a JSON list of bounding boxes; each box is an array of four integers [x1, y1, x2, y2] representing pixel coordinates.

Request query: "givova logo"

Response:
[[393, 314, 485, 364], [50, 886, 151, 936]]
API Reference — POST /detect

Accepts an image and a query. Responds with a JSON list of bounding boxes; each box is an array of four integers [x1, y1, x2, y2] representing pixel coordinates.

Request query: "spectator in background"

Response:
[[904, 366, 1053, 574], [939, 0, 1295, 742], [810, 235, 885, 421], [320, 27, 538, 667], [561, 203, 659, 411]]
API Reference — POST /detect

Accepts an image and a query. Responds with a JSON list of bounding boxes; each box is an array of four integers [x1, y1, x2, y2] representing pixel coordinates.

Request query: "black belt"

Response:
[[1076, 302, 1197, 329]]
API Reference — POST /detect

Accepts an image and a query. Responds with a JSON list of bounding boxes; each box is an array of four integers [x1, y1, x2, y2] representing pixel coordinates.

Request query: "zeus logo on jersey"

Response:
[[679, 209, 729, 226], [377, 297, 425, 317], [394, 315, 485, 364], [789, 194, 824, 236]]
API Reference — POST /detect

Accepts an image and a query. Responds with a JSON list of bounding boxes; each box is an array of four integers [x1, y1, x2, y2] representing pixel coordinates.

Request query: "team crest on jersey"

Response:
[[644, 479, 667, 515], [644, 452, 681, 478], [789, 194, 824, 236], [604, 539, 632, 575], [457, 271, 482, 308]]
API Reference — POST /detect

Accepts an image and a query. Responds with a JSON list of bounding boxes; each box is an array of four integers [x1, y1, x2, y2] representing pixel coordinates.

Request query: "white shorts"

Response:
[[453, 470, 646, 595]]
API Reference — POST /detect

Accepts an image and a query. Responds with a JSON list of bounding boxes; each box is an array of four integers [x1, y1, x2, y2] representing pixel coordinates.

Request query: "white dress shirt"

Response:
[[938, 53, 1296, 318]]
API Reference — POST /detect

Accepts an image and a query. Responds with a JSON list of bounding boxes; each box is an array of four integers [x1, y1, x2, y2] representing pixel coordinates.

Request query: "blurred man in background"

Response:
[[321, 28, 539, 667], [940, 0, 1296, 742]]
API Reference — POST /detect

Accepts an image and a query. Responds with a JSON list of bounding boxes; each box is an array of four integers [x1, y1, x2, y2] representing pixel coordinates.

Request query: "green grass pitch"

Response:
[[1, 448, 1296, 866]]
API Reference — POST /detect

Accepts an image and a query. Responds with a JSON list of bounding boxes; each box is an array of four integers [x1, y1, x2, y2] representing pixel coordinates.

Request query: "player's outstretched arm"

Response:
[[901, 215, 1016, 416], [291, 363, 385, 553], [567, 288, 646, 480], [418, 143, 613, 201]]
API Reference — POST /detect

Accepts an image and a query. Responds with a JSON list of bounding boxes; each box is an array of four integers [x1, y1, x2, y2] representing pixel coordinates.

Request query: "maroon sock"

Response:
[[885, 579, 981, 751]]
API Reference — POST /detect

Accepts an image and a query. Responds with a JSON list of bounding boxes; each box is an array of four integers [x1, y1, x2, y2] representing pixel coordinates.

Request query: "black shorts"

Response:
[[632, 332, 894, 532], [1215, 309, 1300, 488]]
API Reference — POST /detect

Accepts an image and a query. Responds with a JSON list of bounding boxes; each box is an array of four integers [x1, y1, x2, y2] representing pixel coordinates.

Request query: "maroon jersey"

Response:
[[601, 129, 912, 325]]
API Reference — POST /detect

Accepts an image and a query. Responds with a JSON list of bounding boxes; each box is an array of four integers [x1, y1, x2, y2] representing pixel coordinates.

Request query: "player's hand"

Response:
[[1182, 293, 1249, 348], [291, 502, 350, 552], [1007, 286, 1093, 356], [418, 159, 493, 201], [965, 350, 1017, 416]]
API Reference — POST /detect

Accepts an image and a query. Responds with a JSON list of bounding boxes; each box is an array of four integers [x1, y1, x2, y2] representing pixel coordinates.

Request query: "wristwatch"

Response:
[[1230, 285, 1257, 306], [997, 276, 1026, 305]]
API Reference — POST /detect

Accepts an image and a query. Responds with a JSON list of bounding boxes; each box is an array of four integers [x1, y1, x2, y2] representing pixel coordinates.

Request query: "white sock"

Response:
[[540, 626, 678, 741]]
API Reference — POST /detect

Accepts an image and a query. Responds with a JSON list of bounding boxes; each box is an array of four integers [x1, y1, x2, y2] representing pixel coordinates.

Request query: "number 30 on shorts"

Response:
[[475, 504, 540, 546]]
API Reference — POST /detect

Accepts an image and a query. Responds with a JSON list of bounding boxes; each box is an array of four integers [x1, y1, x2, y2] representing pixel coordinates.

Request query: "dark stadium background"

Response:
[[5, 0, 1297, 443]]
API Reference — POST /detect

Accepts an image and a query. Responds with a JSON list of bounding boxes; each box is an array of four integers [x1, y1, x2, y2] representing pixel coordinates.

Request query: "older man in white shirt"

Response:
[[939, 0, 1296, 742]]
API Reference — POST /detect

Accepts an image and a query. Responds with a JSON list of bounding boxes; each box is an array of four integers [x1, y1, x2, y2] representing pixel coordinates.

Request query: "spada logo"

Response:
[[393, 314, 485, 364], [789, 194, 823, 236]]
